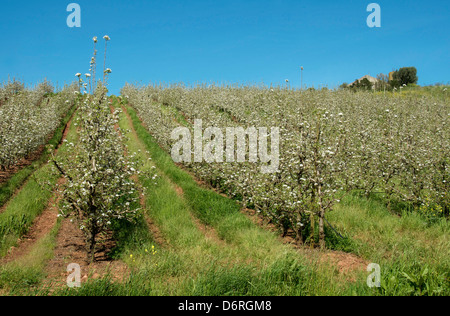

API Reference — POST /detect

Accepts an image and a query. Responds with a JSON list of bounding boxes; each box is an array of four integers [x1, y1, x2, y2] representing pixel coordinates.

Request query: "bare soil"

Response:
[[43, 105, 129, 289], [0, 113, 75, 256], [0, 179, 62, 265], [44, 217, 129, 289]]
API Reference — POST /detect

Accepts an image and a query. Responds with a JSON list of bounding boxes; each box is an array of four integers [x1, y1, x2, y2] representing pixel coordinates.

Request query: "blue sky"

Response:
[[0, 0, 449, 94]]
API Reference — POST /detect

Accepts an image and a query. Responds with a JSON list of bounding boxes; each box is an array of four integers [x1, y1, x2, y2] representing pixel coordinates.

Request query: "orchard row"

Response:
[[122, 84, 449, 247]]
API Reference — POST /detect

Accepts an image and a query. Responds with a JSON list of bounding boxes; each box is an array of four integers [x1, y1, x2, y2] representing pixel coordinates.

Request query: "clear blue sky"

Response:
[[1, 0, 449, 94]]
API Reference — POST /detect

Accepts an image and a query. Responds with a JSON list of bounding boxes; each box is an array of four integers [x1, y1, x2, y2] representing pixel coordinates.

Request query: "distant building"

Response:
[[349, 75, 379, 89], [389, 71, 396, 81]]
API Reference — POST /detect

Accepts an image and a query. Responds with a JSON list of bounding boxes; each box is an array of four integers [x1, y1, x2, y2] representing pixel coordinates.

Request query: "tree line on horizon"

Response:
[[341, 67, 419, 91]]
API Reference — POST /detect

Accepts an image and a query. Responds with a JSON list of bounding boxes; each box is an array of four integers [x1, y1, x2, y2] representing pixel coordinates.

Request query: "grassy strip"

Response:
[[125, 103, 450, 296], [126, 105, 311, 259], [329, 194, 450, 296], [118, 104, 362, 296], [126, 106, 255, 241], [51, 101, 448, 296], [0, 103, 77, 208], [0, 110, 78, 257], [52, 102, 318, 296], [0, 219, 62, 294], [116, 103, 246, 294]]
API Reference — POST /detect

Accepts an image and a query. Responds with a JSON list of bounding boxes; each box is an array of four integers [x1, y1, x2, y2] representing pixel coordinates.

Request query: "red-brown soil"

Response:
[[44, 217, 129, 289], [0, 179, 62, 265]]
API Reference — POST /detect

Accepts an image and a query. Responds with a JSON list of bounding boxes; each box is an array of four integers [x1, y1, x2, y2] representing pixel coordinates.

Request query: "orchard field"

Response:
[[0, 33, 449, 296], [0, 77, 448, 296]]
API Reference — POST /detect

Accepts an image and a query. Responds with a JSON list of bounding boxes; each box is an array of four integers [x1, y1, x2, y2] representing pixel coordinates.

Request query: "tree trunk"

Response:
[[319, 209, 325, 250], [295, 213, 303, 245], [86, 229, 97, 263], [296, 228, 303, 246], [309, 213, 315, 249]]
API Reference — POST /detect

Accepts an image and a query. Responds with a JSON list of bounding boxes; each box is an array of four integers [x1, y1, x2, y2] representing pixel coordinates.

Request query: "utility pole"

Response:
[[301, 66, 304, 90]]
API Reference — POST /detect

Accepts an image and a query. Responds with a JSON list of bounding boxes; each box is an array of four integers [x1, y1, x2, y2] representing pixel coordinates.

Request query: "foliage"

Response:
[[375, 73, 390, 91], [122, 84, 449, 248], [0, 79, 25, 99], [392, 67, 419, 86], [0, 83, 78, 170], [52, 37, 140, 262], [352, 78, 373, 90], [53, 87, 140, 261]]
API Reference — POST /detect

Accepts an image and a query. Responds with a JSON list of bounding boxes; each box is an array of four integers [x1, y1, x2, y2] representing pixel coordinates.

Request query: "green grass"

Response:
[[104, 102, 448, 297], [0, 110, 78, 257], [328, 193, 449, 296], [50, 100, 321, 296], [48, 101, 358, 296], [0, 219, 62, 294], [2, 96, 448, 296]]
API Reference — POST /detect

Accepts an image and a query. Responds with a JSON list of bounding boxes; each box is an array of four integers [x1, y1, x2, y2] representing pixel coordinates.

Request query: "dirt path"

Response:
[[0, 110, 77, 264], [0, 179, 62, 265], [122, 104, 229, 249], [123, 105, 169, 249], [43, 216, 129, 290]]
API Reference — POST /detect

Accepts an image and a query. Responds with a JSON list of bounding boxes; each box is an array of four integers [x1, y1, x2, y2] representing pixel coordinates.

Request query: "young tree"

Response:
[[53, 86, 140, 262], [52, 36, 140, 262], [294, 109, 348, 249], [339, 83, 349, 90], [376, 73, 389, 91]]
